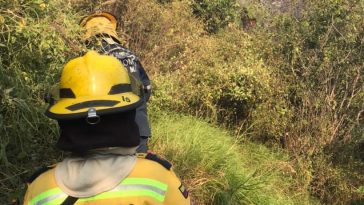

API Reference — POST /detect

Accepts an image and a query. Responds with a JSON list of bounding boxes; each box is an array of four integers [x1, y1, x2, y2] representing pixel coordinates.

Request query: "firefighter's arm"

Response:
[[135, 61, 152, 102]]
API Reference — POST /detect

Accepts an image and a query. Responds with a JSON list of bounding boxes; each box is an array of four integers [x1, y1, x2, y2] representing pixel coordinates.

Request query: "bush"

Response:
[[247, 0, 364, 203], [122, 0, 290, 140], [0, 0, 82, 202], [190, 0, 240, 33]]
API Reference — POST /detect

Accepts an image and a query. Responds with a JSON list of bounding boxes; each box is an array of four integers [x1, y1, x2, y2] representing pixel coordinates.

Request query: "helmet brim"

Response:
[[45, 92, 142, 120], [80, 11, 118, 29]]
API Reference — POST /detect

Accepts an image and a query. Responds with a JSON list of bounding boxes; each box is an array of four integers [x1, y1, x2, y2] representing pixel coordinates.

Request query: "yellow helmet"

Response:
[[45, 51, 142, 120], [80, 11, 121, 43]]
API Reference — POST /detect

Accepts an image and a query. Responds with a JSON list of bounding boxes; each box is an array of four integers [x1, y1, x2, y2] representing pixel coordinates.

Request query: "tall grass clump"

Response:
[[149, 110, 313, 205], [0, 0, 82, 202]]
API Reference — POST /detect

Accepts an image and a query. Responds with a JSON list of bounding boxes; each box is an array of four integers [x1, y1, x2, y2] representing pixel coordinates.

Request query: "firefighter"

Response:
[[23, 51, 190, 205], [80, 11, 152, 153]]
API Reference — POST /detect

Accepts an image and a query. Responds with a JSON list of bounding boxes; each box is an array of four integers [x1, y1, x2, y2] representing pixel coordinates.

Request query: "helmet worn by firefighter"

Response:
[[80, 11, 121, 43], [45, 50, 142, 121]]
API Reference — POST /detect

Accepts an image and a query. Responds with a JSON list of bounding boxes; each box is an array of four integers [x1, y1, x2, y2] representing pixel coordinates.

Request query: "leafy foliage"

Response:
[[244, 0, 364, 203], [0, 0, 82, 202], [190, 0, 240, 33]]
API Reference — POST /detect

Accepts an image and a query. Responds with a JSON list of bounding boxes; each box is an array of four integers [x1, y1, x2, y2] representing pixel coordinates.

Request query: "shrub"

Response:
[[190, 0, 240, 33], [0, 0, 82, 202], [247, 0, 364, 203], [124, 0, 290, 150]]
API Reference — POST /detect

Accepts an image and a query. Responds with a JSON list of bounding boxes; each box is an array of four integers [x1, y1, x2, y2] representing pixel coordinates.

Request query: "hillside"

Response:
[[0, 0, 363, 204]]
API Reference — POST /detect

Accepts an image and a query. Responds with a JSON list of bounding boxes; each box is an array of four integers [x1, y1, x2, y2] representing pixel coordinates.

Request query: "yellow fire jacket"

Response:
[[23, 156, 191, 205]]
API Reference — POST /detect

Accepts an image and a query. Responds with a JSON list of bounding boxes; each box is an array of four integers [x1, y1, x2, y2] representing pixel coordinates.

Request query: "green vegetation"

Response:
[[242, 0, 364, 203], [0, 0, 363, 204], [150, 111, 318, 204], [190, 0, 240, 33], [0, 0, 81, 202]]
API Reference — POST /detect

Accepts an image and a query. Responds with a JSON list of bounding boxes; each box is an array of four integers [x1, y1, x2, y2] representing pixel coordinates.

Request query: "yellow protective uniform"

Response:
[[23, 158, 191, 205]]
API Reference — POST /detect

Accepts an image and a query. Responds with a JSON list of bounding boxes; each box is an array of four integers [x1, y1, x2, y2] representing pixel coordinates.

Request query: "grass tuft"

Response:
[[150, 110, 315, 204]]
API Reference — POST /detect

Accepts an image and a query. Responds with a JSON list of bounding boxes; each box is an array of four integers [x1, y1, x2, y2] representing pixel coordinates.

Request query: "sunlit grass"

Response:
[[150, 110, 315, 205]]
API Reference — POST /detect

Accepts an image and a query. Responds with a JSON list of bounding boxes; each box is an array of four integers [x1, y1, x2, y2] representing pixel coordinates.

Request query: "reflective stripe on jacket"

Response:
[[23, 158, 190, 205]]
